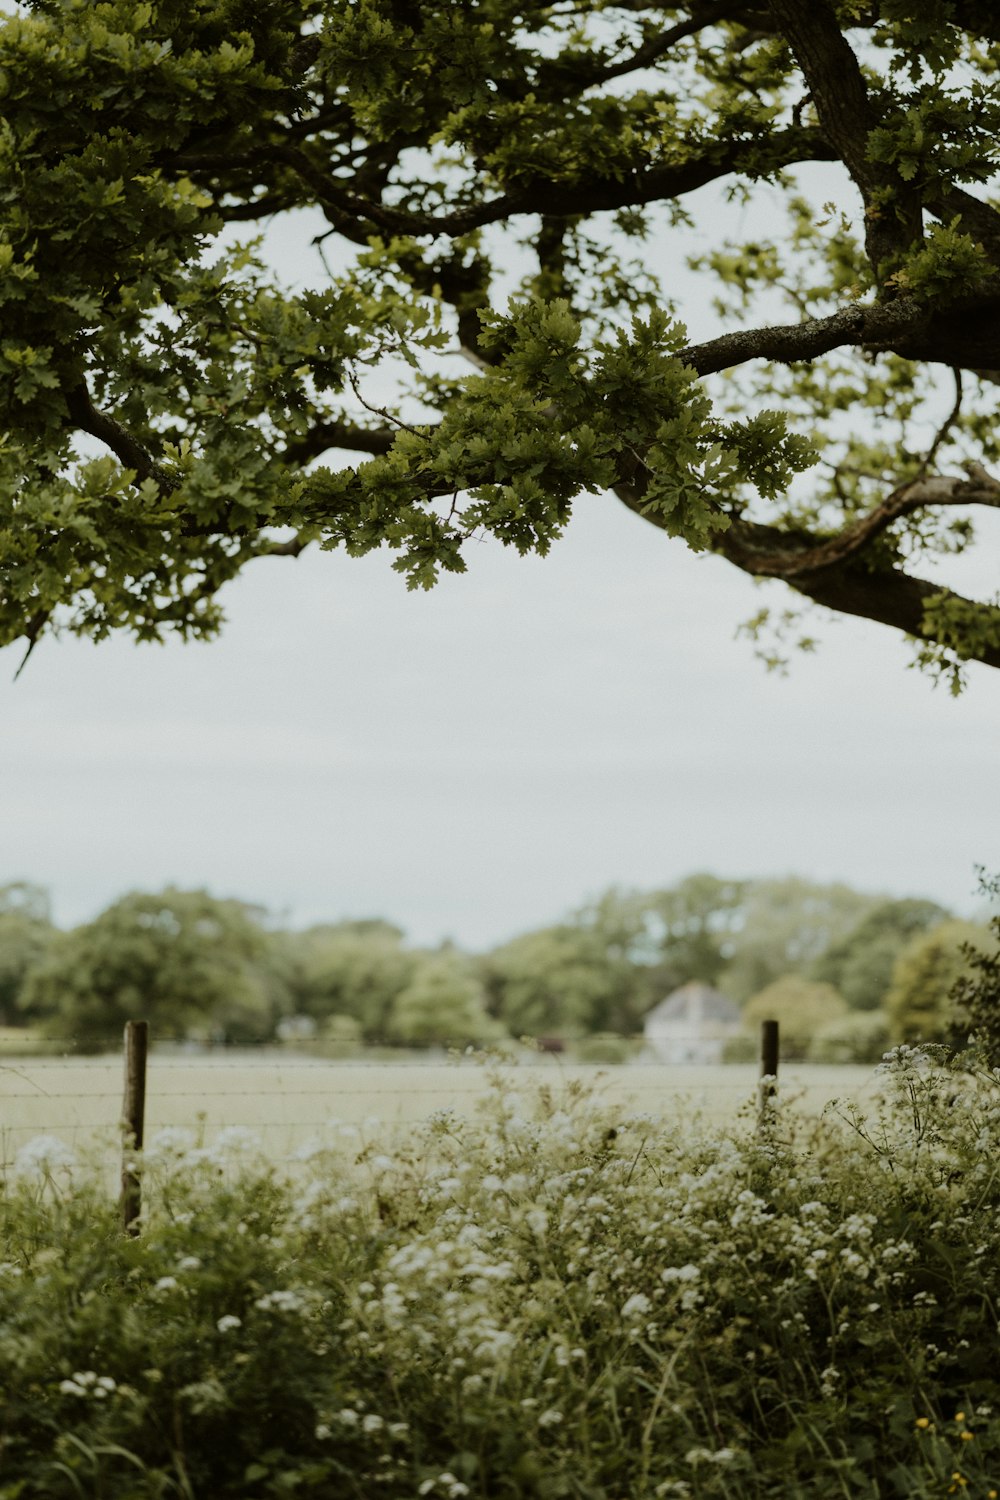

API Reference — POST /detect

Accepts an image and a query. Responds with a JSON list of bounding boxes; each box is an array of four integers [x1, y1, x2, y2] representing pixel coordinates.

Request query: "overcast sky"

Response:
[[2, 165, 998, 949], [4, 495, 997, 948]]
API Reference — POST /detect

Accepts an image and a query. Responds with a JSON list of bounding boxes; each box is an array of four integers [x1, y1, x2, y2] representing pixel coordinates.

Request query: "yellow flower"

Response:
[[955, 1412, 966, 1423], [915, 1417, 931, 1429], [959, 1431, 974, 1441]]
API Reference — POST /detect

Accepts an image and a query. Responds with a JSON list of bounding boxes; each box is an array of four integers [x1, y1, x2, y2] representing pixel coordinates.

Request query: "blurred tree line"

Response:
[[0, 874, 993, 1057]]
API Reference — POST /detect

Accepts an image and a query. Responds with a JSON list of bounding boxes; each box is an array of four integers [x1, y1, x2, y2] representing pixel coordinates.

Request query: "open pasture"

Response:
[[0, 1053, 881, 1167]]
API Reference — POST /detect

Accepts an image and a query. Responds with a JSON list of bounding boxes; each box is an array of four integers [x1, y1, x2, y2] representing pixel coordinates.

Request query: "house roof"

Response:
[[644, 981, 740, 1026]]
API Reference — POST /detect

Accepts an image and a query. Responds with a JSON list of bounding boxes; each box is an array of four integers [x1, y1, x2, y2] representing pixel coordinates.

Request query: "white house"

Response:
[[643, 981, 742, 1064]]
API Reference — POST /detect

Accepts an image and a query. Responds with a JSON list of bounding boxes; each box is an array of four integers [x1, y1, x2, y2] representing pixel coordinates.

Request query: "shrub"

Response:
[[319, 1012, 365, 1057], [4, 1053, 1000, 1497], [808, 1009, 891, 1064], [742, 975, 849, 1059], [721, 1031, 759, 1063], [950, 871, 1000, 1064], [572, 1032, 636, 1064]]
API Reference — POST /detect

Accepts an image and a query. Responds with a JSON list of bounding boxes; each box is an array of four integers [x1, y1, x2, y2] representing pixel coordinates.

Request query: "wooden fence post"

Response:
[[121, 1020, 149, 1236], [757, 1019, 779, 1129]]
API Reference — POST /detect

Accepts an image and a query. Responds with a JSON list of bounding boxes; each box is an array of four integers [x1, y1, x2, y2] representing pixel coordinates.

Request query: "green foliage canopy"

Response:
[[21, 886, 283, 1046], [811, 897, 951, 1011], [0, 881, 55, 1024], [386, 949, 501, 1046], [742, 973, 848, 1060], [4, 2, 1000, 684], [290, 919, 416, 1040], [950, 871, 1000, 1064], [718, 877, 882, 1005], [481, 923, 627, 1038], [884, 916, 988, 1043]]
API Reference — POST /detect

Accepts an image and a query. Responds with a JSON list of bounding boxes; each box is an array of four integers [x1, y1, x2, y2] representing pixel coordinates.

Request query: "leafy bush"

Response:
[[571, 1032, 636, 1064], [742, 975, 849, 1060], [721, 1031, 759, 1063], [808, 1010, 891, 1064], [951, 872, 1000, 1065], [4, 1055, 1000, 1497]]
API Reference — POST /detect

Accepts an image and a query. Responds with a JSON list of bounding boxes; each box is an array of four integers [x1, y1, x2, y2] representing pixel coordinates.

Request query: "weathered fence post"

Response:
[[121, 1020, 149, 1236], [756, 1019, 779, 1130]]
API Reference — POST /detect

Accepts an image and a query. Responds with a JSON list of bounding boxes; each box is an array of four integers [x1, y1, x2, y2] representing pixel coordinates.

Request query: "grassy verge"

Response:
[[0, 1027, 70, 1057], [1, 1050, 999, 1498]]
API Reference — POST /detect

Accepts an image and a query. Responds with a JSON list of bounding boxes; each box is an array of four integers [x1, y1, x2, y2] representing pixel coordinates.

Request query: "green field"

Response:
[[0, 1053, 882, 1169]]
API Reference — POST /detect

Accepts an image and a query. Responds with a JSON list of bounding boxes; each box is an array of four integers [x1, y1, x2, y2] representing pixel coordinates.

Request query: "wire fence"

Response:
[[0, 1028, 882, 1181]]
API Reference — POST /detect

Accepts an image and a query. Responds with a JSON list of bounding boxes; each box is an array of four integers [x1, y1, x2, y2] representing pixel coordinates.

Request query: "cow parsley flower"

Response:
[[14, 1135, 77, 1180]]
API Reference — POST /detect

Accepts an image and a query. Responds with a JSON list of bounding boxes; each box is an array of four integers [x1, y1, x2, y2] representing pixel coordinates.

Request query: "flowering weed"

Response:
[[2, 1053, 1000, 1495]]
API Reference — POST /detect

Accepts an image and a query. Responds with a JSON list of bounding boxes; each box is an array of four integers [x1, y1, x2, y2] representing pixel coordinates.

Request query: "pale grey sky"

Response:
[[3, 490, 997, 947], [1, 163, 997, 948]]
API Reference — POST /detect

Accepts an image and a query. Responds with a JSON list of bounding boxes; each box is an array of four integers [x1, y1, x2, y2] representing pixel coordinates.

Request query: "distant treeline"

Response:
[[0, 875, 994, 1058]]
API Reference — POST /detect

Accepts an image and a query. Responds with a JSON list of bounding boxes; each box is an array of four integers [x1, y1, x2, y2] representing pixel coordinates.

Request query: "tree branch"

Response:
[[63, 382, 178, 491], [767, 0, 922, 273], [283, 419, 395, 464], [679, 297, 930, 376], [534, 2, 733, 93], [926, 184, 1000, 260], [267, 125, 836, 238], [616, 479, 1000, 667], [713, 466, 1000, 580]]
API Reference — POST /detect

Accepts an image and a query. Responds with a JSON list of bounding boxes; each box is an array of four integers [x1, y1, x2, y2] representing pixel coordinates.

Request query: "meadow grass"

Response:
[[0, 1054, 880, 1169]]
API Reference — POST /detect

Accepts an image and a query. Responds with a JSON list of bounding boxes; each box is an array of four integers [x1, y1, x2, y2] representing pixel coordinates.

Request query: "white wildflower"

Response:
[[419, 1474, 470, 1498], [254, 1289, 306, 1314], [621, 1292, 652, 1319], [145, 1127, 196, 1161], [59, 1370, 115, 1400], [14, 1135, 77, 1180], [216, 1315, 242, 1333], [212, 1126, 261, 1155], [661, 1264, 700, 1284], [686, 1446, 738, 1466]]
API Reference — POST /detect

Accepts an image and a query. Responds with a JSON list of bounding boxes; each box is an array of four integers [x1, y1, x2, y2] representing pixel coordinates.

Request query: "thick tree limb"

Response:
[[715, 467, 1000, 581], [680, 287, 1000, 377], [283, 420, 395, 464], [679, 298, 929, 375], [767, 0, 922, 273], [926, 184, 1000, 260], [615, 482, 1000, 668], [775, 558, 1000, 668]]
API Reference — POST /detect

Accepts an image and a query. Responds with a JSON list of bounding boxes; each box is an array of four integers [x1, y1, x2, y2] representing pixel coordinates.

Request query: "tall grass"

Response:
[[2, 1050, 1000, 1497]]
